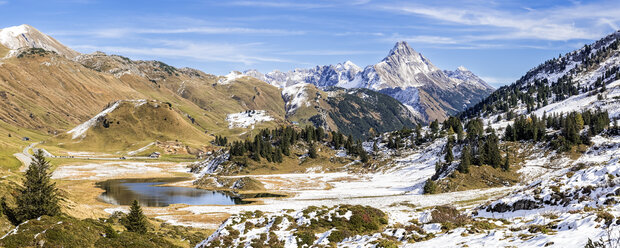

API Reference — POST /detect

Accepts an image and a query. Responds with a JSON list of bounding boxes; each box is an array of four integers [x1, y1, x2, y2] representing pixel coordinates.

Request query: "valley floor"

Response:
[[9, 133, 619, 247]]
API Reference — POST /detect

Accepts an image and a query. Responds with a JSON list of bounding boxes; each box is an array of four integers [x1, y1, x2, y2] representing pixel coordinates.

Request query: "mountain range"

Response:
[[0, 24, 426, 153], [244, 41, 494, 122]]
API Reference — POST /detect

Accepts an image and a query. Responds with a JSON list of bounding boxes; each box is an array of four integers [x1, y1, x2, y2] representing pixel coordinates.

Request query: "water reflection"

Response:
[[96, 177, 245, 207]]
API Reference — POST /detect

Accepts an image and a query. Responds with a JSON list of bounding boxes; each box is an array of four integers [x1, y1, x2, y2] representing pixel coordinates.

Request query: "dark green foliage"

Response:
[[458, 145, 471, 173], [465, 118, 484, 141], [228, 125, 346, 163], [502, 154, 510, 171], [423, 179, 437, 194], [295, 231, 314, 246], [13, 150, 61, 224], [444, 139, 454, 164], [104, 224, 119, 239], [1, 197, 18, 226], [214, 135, 228, 146], [483, 132, 502, 168], [443, 116, 464, 141], [308, 142, 318, 159], [430, 120, 440, 135], [122, 200, 148, 234]]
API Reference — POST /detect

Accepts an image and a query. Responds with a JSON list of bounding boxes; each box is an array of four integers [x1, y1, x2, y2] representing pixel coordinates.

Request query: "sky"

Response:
[[1, 0, 620, 87]]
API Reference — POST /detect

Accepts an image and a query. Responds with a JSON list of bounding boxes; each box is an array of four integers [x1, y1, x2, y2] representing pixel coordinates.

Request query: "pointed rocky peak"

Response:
[[457, 66, 469, 72], [336, 60, 362, 73], [0, 24, 80, 58], [384, 41, 414, 60]]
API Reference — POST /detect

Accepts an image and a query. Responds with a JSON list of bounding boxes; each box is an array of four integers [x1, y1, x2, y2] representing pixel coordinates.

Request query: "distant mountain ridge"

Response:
[[244, 41, 494, 122]]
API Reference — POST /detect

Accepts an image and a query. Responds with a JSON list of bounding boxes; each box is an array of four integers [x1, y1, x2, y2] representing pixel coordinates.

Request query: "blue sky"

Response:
[[1, 0, 620, 87]]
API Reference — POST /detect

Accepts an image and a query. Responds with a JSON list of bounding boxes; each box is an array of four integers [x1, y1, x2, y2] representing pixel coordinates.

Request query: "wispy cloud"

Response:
[[226, 1, 333, 9], [71, 41, 299, 65], [377, 1, 620, 41], [334, 31, 385, 37], [383, 34, 458, 45], [52, 26, 305, 38], [276, 49, 381, 56], [0, 1, 8, 5]]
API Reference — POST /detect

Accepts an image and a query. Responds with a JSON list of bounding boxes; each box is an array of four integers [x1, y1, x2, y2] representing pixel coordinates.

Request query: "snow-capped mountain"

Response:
[[244, 41, 494, 122], [244, 60, 362, 89], [0, 24, 80, 58]]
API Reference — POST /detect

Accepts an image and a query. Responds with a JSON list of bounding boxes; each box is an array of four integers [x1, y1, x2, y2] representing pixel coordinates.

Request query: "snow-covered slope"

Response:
[[0, 24, 80, 58], [244, 41, 494, 122], [226, 110, 274, 129]]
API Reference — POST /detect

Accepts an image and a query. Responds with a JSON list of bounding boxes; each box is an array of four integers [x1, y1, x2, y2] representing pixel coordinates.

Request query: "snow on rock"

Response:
[[189, 150, 230, 177], [67, 101, 121, 139], [226, 110, 274, 129], [282, 83, 311, 114], [218, 71, 245, 84]]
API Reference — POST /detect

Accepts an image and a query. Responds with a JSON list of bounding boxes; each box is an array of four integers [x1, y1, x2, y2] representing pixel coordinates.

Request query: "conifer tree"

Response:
[[458, 145, 471, 173], [15, 150, 60, 222], [444, 141, 454, 164], [308, 142, 318, 159], [423, 179, 437, 194], [123, 200, 148, 234], [485, 133, 502, 168], [360, 149, 369, 163], [502, 154, 510, 171]]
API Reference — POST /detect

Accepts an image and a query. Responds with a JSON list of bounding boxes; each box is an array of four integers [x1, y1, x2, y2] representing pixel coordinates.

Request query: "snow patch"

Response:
[[226, 110, 274, 129]]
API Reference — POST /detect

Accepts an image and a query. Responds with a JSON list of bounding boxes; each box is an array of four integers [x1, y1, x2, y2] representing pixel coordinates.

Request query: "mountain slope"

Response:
[[0, 24, 80, 58], [461, 30, 620, 120], [55, 100, 211, 151], [245, 41, 494, 122]]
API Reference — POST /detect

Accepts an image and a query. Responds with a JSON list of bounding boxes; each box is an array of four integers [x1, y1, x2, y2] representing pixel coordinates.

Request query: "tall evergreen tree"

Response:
[[458, 145, 471, 173], [444, 141, 454, 164], [502, 154, 510, 171], [15, 150, 60, 222], [308, 142, 318, 159], [123, 200, 148, 234], [485, 133, 502, 168]]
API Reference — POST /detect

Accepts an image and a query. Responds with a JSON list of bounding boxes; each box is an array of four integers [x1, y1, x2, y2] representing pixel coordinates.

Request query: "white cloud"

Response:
[[334, 31, 385, 37], [226, 1, 333, 9], [53, 26, 304, 39], [377, 1, 620, 41], [276, 49, 381, 56], [384, 34, 458, 45], [71, 41, 298, 65]]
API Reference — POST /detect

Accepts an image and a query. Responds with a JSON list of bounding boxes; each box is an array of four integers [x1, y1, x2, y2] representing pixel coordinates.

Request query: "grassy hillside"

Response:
[[52, 100, 211, 152]]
